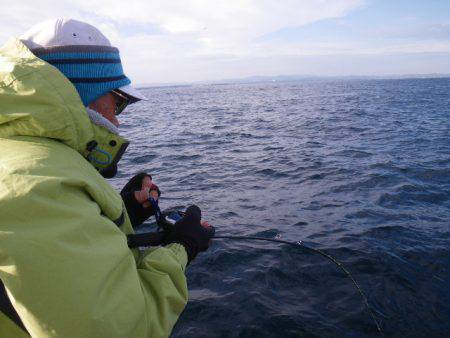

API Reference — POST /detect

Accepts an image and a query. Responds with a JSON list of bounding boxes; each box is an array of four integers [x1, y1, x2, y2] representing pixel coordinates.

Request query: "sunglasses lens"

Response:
[[115, 101, 128, 115], [112, 91, 129, 115]]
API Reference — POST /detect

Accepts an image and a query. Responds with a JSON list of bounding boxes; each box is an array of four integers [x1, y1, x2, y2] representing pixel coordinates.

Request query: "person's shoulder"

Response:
[[0, 136, 97, 186]]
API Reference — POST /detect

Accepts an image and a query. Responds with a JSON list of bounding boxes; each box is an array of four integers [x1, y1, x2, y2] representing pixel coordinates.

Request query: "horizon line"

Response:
[[135, 73, 450, 88]]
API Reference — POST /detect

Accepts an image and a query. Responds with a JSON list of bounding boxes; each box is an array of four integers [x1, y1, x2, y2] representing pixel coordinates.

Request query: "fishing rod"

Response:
[[127, 200, 383, 335]]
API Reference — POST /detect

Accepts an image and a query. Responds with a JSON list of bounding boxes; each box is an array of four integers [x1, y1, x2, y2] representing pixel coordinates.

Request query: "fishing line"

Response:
[[213, 234, 383, 335], [135, 203, 383, 334]]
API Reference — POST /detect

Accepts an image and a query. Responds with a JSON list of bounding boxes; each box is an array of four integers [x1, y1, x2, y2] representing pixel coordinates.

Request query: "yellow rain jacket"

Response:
[[0, 38, 188, 338]]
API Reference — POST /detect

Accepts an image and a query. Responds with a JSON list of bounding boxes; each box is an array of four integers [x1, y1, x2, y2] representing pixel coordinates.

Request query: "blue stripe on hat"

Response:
[[40, 52, 121, 61], [74, 77, 131, 106], [47, 62, 125, 79]]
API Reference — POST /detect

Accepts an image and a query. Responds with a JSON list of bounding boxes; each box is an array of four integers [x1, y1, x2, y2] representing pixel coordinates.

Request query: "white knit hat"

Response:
[[20, 18, 146, 103]]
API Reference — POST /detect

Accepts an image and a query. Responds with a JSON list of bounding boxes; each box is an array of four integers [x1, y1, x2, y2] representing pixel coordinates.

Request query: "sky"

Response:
[[1, 0, 450, 84]]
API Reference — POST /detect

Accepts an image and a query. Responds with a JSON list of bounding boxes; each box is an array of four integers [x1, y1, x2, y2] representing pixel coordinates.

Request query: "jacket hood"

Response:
[[0, 38, 128, 176]]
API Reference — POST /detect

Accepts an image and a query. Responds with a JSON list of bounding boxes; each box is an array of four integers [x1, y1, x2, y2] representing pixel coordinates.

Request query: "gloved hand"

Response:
[[120, 172, 161, 227], [163, 205, 215, 263]]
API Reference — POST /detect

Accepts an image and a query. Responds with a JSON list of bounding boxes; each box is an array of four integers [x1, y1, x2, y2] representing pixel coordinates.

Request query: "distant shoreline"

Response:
[[137, 74, 450, 89]]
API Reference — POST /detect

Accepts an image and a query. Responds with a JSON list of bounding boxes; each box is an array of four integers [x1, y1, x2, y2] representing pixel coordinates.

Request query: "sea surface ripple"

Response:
[[111, 78, 450, 337]]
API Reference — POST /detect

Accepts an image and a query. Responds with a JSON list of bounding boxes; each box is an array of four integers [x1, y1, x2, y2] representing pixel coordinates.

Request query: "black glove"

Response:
[[163, 205, 215, 263], [120, 172, 161, 227]]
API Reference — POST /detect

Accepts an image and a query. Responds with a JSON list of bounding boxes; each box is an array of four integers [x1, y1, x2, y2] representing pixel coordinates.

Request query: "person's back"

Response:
[[0, 19, 212, 338]]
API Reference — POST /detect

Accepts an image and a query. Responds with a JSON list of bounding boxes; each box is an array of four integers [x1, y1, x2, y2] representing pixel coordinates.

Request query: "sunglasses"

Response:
[[111, 90, 130, 115]]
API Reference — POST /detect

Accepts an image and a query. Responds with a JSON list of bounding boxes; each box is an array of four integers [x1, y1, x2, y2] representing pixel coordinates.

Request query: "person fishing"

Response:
[[0, 18, 214, 338]]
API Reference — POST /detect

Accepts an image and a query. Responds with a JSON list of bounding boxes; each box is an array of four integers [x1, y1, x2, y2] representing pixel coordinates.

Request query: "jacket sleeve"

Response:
[[137, 244, 189, 335], [0, 173, 188, 338]]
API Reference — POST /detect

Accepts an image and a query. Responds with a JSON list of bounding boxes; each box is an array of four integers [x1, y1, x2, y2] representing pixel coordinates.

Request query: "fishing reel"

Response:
[[158, 207, 215, 237], [127, 204, 187, 248], [155, 209, 185, 234]]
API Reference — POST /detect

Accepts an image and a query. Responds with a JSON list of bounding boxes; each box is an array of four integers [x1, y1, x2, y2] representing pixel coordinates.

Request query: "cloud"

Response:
[[1, 0, 449, 83], [1, 0, 364, 55], [0, 0, 367, 82]]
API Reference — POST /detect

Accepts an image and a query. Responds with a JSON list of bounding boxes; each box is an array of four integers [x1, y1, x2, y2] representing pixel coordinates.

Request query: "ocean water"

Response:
[[110, 78, 450, 337]]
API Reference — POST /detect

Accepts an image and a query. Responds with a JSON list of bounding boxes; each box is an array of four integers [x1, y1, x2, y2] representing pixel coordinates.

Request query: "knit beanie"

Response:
[[32, 45, 131, 106], [20, 19, 144, 106]]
